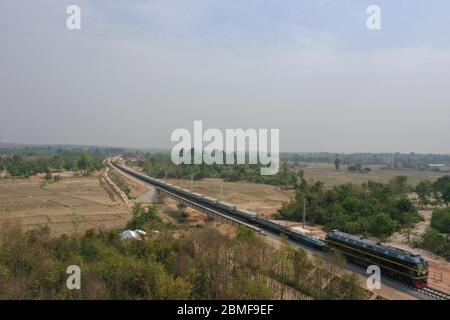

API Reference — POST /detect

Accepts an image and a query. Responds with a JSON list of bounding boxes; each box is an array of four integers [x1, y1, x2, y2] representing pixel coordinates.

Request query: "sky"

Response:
[[0, 0, 449, 153]]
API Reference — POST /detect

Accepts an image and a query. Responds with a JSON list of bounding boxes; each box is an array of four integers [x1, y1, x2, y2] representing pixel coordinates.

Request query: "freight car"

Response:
[[235, 208, 258, 223], [287, 228, 328, 251], [217, 201, 237, 213]]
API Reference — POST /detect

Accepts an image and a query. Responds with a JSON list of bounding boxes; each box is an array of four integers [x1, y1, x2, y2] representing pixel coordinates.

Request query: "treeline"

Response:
[[417, 208, 450, 261], [0, 144, 124, 157], [276, 175, 421, 239], [0, 150, 105, 177], [130, 153, 298, 187], [281, 152, 450, 170], [0, 205, 364, 300], [415, 176, 450, 207]]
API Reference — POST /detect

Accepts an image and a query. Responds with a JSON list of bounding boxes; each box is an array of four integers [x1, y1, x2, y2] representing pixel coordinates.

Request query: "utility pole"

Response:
[[220, 180, 224, 199], [303, 196, 306, 229], [190, 175, 194, 191]]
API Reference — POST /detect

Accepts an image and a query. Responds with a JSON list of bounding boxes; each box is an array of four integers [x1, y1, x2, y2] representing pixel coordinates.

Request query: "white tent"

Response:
[[120, 229, 147, 241]]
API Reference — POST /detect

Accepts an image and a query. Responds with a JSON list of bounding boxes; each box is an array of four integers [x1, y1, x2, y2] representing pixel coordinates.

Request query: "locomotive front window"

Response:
[[417, 262, 427, 270]]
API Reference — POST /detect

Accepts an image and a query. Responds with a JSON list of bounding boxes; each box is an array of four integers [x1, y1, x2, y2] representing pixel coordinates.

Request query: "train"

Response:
[[326, 230, 429, 288], [110, 161, 429, 288]]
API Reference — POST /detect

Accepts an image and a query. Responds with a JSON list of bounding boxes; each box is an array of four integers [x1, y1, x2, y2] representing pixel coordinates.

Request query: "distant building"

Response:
[[428, 164, 445, 168], [428, 164, 449, 172]]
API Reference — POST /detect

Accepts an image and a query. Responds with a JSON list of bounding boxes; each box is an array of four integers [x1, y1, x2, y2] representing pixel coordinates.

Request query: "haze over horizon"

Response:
[[1, 1, 449, 154]]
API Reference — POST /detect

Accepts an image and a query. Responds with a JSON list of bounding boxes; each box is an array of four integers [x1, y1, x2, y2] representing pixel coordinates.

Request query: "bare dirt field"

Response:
[[163, 178, 293, 218], [0, 176, 131, 235], [297, 163, 447, 187]]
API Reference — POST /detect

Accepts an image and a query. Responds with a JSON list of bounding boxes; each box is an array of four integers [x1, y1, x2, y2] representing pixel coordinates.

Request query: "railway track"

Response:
[[417, 286, 450, 300], [349, 260, 450, 300]]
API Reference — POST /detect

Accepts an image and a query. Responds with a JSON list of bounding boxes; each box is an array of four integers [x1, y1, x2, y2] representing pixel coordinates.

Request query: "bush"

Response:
[[430, 208, 450, 234], [277, 177, 419, 238], [44, 172, 53, 181], [418, 228, 450, 260], [127, 204, 161, 230]]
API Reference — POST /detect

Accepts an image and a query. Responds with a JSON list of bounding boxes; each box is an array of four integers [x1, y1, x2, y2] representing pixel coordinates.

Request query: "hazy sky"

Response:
[[1, 0, 449, 153]]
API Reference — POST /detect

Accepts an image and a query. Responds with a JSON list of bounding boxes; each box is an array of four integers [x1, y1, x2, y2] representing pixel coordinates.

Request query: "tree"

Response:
[[78, 152, 92, 175], [433, 176, 450, 206], [431, 208, 450, 234], [348, 163, 362, 172], [44, 172, 53, 181], [418, 228, 450, 260], [416, 180, 433, 208], [334, 157, 341, 170], [443, 187, 450, 207], [371, 213, 397, 239], [388, 176, 410, 195], [280, 163, 290, 186], [433, 176, 450, 192], [127, 204, 160, 229], [335, 273, 363, 300]]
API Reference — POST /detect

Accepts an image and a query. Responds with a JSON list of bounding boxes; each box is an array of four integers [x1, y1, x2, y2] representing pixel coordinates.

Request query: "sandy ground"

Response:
[[0, 176, 131, 235]]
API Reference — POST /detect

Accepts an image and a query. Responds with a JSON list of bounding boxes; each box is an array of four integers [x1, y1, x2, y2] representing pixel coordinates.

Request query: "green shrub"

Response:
[[431, 208, 450, 234]]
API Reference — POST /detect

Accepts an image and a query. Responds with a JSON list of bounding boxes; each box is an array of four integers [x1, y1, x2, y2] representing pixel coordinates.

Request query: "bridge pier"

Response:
[[154, 189, 161, 204]]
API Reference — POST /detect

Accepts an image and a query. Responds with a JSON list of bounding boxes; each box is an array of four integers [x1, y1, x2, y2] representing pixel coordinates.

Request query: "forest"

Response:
[[0, 204, 364, 300], [417, 207, 450, 260], [276, 175, 422, 239], [0, 149, 106, 177]]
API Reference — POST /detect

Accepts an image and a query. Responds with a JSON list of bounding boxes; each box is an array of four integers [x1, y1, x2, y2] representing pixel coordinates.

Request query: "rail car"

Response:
[[203, 196, 219, 205], [287, 230, 328, 251], [326, 230, 428, 288], [191, 192, 203, 200], [217, 201, 237, 213], [257, 219, 284, 234], [235, 208, 258, 223]]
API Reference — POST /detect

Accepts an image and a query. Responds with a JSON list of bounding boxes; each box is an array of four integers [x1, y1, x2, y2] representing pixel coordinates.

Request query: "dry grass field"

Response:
[[0, 176, 131, 235], [163, 178, 293, 218], [297, 163, 447, 187]]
